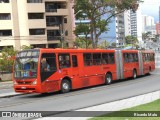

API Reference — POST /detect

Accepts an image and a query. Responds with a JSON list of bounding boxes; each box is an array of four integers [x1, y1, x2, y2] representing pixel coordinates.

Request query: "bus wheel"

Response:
[[61, 79, 71, 93], [133, 70, 137, 79], [105, 73, 112, 85]]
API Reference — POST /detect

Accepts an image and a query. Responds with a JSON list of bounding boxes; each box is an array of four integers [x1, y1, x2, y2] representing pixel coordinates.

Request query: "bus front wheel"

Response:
[[61, 79, 71, 93], [105, 73, 112, 85]]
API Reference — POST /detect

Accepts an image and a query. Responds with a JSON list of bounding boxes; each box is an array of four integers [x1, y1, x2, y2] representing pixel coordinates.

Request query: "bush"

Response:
[[0, 47, 17, 73]]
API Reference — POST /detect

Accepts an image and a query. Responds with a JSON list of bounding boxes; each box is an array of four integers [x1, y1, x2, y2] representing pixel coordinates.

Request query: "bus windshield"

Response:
[[14, 50, 39, 78]]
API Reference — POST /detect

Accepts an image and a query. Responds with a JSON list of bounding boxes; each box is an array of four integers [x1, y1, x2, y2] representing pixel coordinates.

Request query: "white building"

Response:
[[116, 10, 131, 47], [130, 6, 143, 48], [142, 15, 155, 33], [0, 0, 75, 50]]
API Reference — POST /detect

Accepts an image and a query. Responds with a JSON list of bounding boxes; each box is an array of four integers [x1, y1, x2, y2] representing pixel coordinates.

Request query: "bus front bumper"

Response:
[[14, 85, 39, 93]]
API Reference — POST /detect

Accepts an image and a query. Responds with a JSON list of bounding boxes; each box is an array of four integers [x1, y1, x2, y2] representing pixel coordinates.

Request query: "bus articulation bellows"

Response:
[[13, 49, 155, 93]]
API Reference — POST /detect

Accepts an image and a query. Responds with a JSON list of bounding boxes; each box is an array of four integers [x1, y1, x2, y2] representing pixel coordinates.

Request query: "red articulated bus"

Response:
[[13, 49, 155, 93]]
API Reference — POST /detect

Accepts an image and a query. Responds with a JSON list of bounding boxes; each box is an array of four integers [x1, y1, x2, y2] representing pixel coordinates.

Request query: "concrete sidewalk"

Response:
[[0, 81, 13, 89], [0, 81, 22, 98], [0, 92, 21, 98]]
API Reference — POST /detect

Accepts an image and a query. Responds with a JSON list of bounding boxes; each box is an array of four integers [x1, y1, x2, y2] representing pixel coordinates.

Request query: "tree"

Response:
[[74, 23, 91, 48], [111, 42, 117, 48], [142, 32, 152, 42], [98, 40, 109, 49], [21, 45, 33, 50], [74, 23, 90, 38], [74, 0, 142, 48], [125, 35, 138, 48], [153, 35, 159, 42], [75, 38, 92, 49], [57, 41, 69, 48], [0, 47, 17, 73]]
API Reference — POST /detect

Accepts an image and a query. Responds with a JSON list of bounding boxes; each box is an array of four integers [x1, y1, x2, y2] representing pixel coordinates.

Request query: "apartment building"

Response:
[[0, 0, 75, 50], [142, 15, 155, 33], [130, 8, 142, 41], [115, 10, 131, 47]]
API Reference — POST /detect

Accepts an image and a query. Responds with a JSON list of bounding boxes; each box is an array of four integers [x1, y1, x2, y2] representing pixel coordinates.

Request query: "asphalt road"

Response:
[[0, 88, 14, 94], [0, 69, 159, 112]]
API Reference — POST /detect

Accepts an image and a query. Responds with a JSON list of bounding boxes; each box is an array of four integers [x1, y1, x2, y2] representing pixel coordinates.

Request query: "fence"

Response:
[[0, 65, 13, 74], [0, 65, 13, 81]]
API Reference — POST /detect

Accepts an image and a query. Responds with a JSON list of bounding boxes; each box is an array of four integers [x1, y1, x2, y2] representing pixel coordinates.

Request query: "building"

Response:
[[142, 15, 155, 33], [115, 10, 131, 47], [130, 6, 143, 48], [156, 22, 160, 35], [0, 0, 75, 50], [157, 6, 160, 35]]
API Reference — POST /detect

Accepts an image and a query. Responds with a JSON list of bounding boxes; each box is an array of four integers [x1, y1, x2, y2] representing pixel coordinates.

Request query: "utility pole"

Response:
[[60, 24, 64, 48], [59, 10, 82, 49]]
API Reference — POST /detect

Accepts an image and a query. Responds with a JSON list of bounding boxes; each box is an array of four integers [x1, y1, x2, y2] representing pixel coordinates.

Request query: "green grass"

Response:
[[90, 99, 160, 120]]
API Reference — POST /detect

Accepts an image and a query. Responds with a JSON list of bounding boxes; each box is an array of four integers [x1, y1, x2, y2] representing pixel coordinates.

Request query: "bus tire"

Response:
[[61, 79, 71, 93], [148, 67, 152, 75], [133, 69, 137, 79], [105, 73, 112, 85]]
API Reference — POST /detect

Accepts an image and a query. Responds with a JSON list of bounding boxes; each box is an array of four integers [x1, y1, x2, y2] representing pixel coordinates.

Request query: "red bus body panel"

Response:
[[13, 49, 155, 93]]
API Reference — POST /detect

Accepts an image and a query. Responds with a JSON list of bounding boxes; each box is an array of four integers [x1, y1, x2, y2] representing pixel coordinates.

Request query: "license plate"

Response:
[[21, 87, 26, 89]]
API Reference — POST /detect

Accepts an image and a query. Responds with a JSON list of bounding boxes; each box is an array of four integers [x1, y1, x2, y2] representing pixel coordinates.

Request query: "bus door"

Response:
[[123, 53, 133, 78], [71, 54, 80, 89], [40, 53, 57, 92]]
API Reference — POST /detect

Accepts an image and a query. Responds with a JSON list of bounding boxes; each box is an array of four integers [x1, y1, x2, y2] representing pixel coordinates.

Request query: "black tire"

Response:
[[105, 73, 112, 85], [133, 69, 137, 79], [148, 67, 152, 75], [61, 79, 71, 93]]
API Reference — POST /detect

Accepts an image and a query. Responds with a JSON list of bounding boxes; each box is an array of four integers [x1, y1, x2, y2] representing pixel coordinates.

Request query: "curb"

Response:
[[0, 92, 23, 98], [77, 90, 160, 112]]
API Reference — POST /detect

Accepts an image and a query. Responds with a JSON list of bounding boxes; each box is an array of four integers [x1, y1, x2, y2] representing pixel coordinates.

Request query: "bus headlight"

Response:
[[32, 79, 37, 85]]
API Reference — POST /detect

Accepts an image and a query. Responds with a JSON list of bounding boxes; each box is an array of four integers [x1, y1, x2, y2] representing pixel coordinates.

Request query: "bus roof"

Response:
[[18, 48, 155, 54], [39, 48, 116, 53]]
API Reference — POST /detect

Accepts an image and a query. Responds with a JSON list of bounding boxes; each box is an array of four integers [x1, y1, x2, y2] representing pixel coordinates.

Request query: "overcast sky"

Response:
[[141, 0, 160, 22]]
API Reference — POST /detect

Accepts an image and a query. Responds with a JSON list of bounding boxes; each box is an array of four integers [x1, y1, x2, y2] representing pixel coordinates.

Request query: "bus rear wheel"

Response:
[[133, 69, 137, 79], [61, 79, 71, 93], [105, 73, 112, 85]]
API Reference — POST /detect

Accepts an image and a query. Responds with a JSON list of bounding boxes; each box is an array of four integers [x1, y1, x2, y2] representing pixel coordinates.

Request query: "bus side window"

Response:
[[124, 53, 129, 63], [93, 53, 101, 65], [128, 53, 134, 62], [108, 53, 115, 64], [41, 53, 57, 72], [142, 53, 145, 62], [134, 53, 138, 62], [145, 54, 148, 61], [83, 53, 92, 66], [59, 54, 71, 69], [151, 53, 155, 61], [102, 53, 108, 64], [72, 55, 78, 67], [148, 53, 151, 61]]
